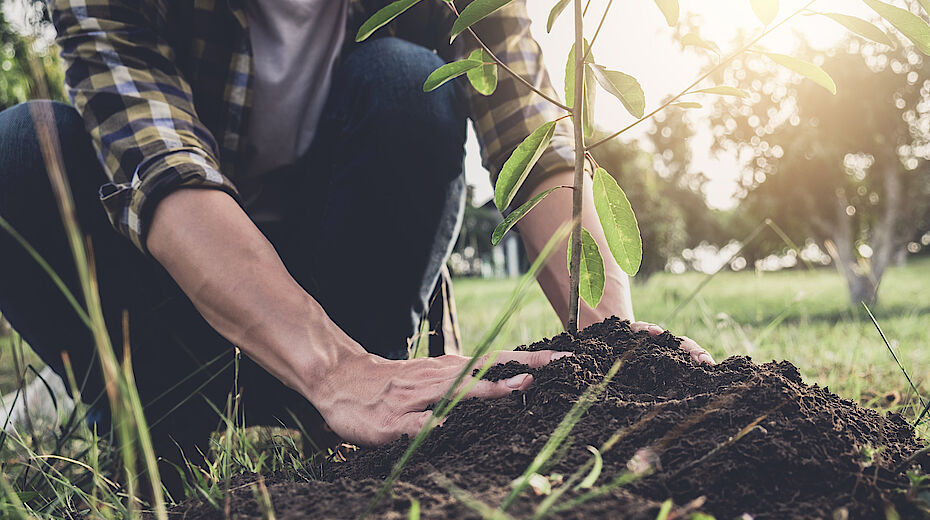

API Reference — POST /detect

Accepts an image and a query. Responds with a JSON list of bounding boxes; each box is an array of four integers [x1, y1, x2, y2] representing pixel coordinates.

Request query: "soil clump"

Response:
[[171, 318, 929, 519]]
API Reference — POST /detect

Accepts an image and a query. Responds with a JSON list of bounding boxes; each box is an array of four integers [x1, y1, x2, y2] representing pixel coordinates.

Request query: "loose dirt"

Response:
[[172, 318, 929, 519]]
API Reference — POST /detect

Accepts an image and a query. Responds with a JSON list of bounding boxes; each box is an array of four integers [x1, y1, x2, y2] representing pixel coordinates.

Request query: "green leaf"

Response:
[[590, 65, 646, 119], [356, 0, 421, 42], [564, 40, 593, 107], [466, 49, 498, 95], [423, 59, 483, 92], [694, 85, 750, 98], [450, 0, 513, 42], [547, 0, 571, 32], [583, 65, 596, 138], [494, 121, 558, 211], [492, 187, 559, 245], [763, 52, 837, 95], [576, 446, 603, 489], [565, 41, 596, 137], [655, 499, 674, 520], [819, 13, 895, 47], [567, 228, 605, 309], [654, 0, 679, 26], [681, 33, 721, 55], [408, 498, 420, 520], [863, 0, 930, 55], [751, 0, 779, 25], [672, 101, 702, 109], [592, 167, 642, 276]]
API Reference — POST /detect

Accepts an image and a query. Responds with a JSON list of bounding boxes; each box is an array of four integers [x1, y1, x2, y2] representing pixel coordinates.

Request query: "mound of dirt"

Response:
[[174, 318, 930, 519]]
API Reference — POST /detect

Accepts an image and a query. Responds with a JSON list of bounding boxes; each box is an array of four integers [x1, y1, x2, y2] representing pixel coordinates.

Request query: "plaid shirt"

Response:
[[49, 0, 574, 253]]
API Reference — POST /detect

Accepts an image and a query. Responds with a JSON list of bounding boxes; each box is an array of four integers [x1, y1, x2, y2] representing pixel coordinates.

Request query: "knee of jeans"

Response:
[[0, 101, 91, 200], [343, 38, 466, 141]]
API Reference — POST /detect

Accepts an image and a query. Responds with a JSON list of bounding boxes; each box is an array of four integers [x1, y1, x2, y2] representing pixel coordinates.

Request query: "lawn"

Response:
[[3, 259, 927, 416], [454, 258, 930, 423], [0, 259, 927, 517]]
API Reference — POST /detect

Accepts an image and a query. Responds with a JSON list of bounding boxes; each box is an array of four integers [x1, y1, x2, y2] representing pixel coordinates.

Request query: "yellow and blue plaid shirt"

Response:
[[49, 0, 575, 252]]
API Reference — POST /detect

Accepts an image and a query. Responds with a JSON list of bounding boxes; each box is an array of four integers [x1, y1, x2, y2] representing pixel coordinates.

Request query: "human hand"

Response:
[[629, 321, 715, 366], [307, 349, 571, 446]]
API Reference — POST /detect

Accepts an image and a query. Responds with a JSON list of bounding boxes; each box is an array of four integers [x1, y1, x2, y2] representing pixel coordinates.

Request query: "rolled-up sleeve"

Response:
[[455, 0, 577, 208], [50, 0, 239, 253]]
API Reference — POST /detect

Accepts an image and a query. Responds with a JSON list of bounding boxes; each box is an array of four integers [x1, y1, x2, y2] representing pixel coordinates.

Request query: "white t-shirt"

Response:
[[241, 0, 349, 222]]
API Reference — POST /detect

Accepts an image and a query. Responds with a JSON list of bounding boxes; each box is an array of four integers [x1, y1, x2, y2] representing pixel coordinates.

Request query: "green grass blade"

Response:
[[360, 221, 573, 519], [499, 356, 623, 512], [861, 303, 926, 413], [0, 215, 90, 329]]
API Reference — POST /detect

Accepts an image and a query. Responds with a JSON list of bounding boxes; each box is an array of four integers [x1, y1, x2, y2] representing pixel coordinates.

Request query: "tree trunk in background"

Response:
[[826, 159, 906, 307], [848, 275, 879, 307]]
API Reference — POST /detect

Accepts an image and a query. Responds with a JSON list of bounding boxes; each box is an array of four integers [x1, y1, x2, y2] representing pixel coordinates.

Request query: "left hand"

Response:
[[629, 321, 715, 365]]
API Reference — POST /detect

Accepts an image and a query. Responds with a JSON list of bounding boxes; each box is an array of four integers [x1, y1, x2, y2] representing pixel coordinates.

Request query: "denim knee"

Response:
[[0, 101, 88, 200], [339, 37, 467, 150]]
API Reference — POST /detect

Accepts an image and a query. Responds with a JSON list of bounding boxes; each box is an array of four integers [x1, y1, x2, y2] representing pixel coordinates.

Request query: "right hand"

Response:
[[307, 349, 572, 446]]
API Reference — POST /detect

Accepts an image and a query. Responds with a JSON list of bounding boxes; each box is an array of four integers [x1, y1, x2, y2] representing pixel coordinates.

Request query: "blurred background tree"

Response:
[[707, 25, 930, 305], [590, 107, 723, 281], [0, 0, 64, 110]]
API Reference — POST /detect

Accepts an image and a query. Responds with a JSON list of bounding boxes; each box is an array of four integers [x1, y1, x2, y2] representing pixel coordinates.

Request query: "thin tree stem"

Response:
[[567, 0, 586, 333], [447, 2, 571, 112], [581, 0, 614, 63], [586, 0, 818, 151]]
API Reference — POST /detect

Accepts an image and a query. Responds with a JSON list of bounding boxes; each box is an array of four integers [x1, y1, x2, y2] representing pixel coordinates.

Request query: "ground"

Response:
[[454, 258, 930, 426], [0, 260, 928, 517]]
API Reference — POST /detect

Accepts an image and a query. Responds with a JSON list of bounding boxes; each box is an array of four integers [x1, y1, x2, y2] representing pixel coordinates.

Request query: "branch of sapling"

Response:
[[445, 1, 571, 111], [580, 0, 614, 63], [586, 0, 819, 151]]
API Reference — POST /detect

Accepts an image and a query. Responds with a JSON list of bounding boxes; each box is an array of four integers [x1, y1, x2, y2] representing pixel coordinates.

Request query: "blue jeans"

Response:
[[0, 38, 466, 459]]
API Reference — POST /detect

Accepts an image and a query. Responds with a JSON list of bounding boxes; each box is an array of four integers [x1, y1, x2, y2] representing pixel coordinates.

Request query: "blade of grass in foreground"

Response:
[[360, 220, 574, 519], [0, 215, 90, 328], [498, 354, 623, 512], [28, 101, 167, 519], [861, 302, 927, 418]]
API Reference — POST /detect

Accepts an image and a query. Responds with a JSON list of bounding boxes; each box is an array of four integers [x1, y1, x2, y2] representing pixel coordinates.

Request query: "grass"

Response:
[[1, 256, 928, 517], [454, 258, 930, 428]]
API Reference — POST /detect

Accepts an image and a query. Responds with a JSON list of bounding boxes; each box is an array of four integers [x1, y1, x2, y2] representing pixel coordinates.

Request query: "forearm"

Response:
[[515, 170, 635, 329], [146, 189, 364, 399]]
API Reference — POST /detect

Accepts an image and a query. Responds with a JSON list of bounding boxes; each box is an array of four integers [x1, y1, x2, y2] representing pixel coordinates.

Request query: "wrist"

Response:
[[242, 291, 367, 400], [290, 297, 368, 400]]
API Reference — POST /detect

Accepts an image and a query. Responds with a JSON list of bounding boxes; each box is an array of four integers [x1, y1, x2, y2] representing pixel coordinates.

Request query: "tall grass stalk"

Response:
[[499, 353, 623, 512], [26, 101, 167, 519], [360, 221, 574, 518], [861, 302, 926, 417]]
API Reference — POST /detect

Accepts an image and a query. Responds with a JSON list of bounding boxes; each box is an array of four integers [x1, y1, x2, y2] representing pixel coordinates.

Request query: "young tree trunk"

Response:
[[566, 0, 586, 333]]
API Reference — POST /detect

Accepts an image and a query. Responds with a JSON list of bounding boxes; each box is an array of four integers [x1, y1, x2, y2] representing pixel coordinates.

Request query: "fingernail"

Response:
[[551, 351, 573, 360], [699, 353, 715, 365], [647, 325, 663, 335], [505, 374, 530, 389]]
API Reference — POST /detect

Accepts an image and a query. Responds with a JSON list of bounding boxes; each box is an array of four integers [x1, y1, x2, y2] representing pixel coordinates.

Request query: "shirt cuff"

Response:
[[98, 150, 240, 254]]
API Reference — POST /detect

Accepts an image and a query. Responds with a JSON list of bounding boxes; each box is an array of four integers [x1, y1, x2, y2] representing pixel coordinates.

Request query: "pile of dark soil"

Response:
[[173, 318, 930, 519]]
